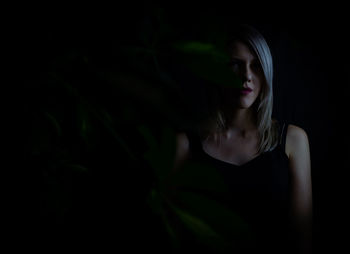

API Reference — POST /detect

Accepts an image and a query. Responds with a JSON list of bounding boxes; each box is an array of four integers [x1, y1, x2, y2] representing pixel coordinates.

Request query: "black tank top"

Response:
[[174, 121, 292, 254]]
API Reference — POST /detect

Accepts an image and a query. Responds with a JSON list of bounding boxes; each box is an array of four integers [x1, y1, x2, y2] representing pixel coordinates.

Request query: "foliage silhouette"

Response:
[[27, 4, 251, 252]]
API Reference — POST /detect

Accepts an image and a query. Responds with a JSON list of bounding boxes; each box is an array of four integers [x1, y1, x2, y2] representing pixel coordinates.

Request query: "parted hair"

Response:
[[196, 24, 280, 154]]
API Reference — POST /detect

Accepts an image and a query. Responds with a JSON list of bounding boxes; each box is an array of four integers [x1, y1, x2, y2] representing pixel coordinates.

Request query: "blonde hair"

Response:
[[197, 24, 280, 154]]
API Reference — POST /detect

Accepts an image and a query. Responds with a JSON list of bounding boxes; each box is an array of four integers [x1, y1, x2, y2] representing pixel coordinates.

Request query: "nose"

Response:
[[242, 65, 253, 83]]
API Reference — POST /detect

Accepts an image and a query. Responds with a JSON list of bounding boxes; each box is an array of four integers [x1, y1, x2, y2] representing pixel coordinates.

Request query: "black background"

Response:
[[23, 2, 349, 253]]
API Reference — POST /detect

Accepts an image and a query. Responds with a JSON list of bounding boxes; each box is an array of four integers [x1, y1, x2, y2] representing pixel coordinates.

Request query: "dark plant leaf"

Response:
[[44, 111, 62, 137], [138, 124, 176, 186], [171, 40, 242, 88], [167, 160, 230, 194], [174, 190, 253, 242], [163, 195, 230, 253]]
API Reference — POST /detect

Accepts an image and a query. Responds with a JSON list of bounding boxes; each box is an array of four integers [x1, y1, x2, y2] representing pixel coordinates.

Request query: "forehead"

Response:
[[228, 40, 257, 60]]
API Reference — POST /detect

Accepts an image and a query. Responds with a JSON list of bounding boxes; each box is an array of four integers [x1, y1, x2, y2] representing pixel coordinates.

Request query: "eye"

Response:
[[251, 62, 262, 71], [228, 60, 240, 69]]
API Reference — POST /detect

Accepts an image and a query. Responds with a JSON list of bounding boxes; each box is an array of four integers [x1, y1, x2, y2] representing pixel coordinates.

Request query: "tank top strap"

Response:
[[279, 121, 289, 152]]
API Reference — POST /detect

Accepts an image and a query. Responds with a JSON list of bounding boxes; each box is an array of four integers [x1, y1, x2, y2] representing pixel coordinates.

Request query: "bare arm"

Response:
[[286, 125, 313, 254], [172, 132, 191, 172]]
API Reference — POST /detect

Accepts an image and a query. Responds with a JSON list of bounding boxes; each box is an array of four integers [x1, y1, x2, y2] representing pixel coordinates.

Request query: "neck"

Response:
[[221, 107, 257, 138]]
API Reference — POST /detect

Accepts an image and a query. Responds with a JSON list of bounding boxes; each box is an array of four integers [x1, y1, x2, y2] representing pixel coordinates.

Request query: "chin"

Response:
[[237, 105, 253, 109], [237, 100, 255, 109]]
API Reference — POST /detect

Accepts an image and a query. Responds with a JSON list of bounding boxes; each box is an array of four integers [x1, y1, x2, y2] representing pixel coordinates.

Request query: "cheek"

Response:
[[252, 82, 263, 102], [254, 76, 264, 94], [255, 85, 262, 97]]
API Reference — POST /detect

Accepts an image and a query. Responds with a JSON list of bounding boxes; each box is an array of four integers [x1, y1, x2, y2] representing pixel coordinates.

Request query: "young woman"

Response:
[[170, 24, 313, 254]]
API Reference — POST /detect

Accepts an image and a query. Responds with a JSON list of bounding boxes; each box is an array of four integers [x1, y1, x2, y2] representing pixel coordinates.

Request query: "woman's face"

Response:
[[222, 40, 265, 109]]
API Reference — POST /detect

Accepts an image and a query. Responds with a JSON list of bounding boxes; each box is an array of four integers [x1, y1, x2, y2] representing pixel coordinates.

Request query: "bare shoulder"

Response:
[[285, 124, 310, 159], [173, 132, 191, 172], [286, 124, 308, 140], [176, 132, 190, 146], [175, 132, 190, 156]]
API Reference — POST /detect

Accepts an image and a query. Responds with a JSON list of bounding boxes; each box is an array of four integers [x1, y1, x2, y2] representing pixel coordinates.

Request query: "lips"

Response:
[[240, 87, 253, 94]]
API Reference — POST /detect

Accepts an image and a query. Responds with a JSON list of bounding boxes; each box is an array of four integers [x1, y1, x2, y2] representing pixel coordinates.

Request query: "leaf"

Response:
[[64, 163, 89, 172], [44, 111, 62, 137], [164, 197, 229, 253], [146, 188, 163, 215], [173, 206, 221, 239], [75, 100, 98, 150], [137, 124, 158, 152], [174, 190, 253, 241], [171, 40, 242, 88], [91, 106, 137, 161], [167, 160, 230, 194], [163, 159, 257, 251], [138, 124, 176, 185], [173, 41, 216, 54]]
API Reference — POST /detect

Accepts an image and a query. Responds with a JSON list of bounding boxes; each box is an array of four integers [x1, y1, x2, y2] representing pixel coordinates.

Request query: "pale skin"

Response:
[[171, 41, 313, 253]]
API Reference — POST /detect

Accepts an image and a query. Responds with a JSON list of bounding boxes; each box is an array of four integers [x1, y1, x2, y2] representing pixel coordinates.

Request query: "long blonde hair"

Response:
[[197, 24, 280, 154]]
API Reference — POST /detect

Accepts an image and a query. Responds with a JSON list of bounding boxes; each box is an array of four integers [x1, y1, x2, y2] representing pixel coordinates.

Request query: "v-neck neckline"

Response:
[[200, 143, 268, 167], [188, 120, 286, 168]]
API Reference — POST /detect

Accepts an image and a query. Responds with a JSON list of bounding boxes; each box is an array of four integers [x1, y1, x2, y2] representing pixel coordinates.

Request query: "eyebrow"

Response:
[[230, 57, 259, 63], [231, 56, 257, 60]]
